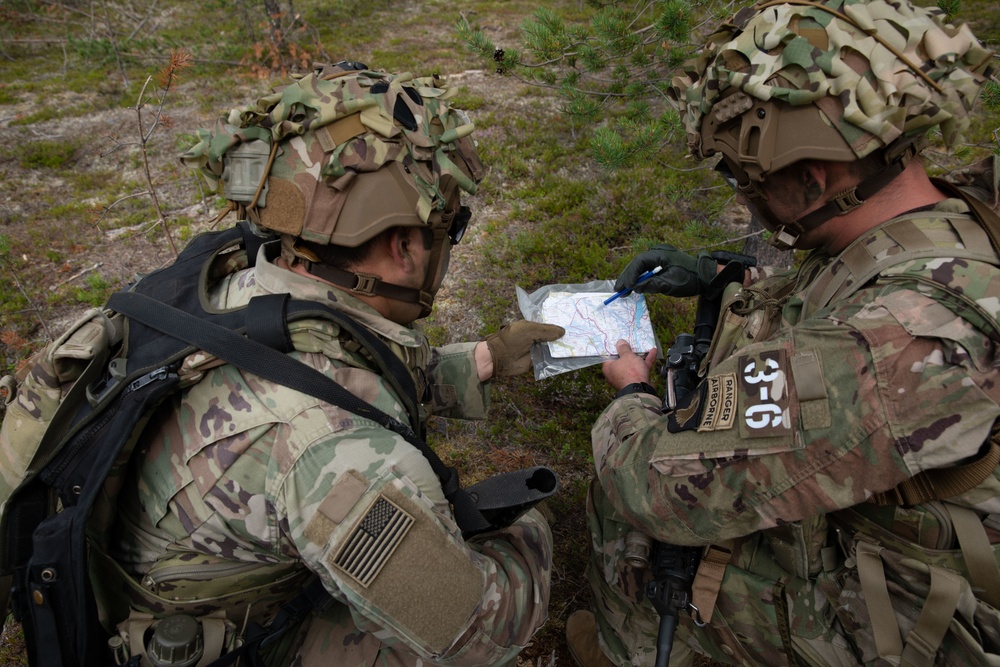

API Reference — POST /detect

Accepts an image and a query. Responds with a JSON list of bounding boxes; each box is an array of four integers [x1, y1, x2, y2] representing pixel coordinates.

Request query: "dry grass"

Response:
[[0, 1, 997, 667]]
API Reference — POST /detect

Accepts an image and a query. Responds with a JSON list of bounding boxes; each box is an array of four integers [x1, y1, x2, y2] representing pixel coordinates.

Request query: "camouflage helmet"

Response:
[[668, 0, 994, 248], [181, 61, 485, 249]]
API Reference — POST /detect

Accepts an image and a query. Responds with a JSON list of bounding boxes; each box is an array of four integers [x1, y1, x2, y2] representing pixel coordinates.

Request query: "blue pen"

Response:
[[603, 265, 663, 305]]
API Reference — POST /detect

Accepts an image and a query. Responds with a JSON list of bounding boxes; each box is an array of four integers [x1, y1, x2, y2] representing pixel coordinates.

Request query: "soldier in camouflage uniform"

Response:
[[566, 1, 1000, 666], [100, 62, 563, 666]]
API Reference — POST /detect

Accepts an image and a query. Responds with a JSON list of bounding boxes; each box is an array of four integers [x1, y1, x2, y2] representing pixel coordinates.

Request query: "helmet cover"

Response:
[[669, 0, 995, 175], [181, 62, 485, 248]]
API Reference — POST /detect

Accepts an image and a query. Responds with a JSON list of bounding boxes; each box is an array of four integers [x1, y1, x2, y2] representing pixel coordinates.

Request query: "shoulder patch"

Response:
[[327, 477, 484, 655], [333, 494, 414, 588], [738, 349, 793, 439], [698, 372, 738, 432]]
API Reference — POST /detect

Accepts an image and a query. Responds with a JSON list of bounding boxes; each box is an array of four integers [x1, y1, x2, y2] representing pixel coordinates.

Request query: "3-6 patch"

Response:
[[333, 494, 414, 587], [738, 349, 792, 439]]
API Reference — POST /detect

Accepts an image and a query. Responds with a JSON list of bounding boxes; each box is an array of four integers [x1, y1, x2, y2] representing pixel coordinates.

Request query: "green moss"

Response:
[[46, 201, 91, 222], [70, 271, 114, 307], [17, 139, 79, 170], [10, 107, 60, 126]]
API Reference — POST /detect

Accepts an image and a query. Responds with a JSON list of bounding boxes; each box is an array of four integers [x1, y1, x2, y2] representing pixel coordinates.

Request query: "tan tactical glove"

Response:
[[485, 321, 565, 377]]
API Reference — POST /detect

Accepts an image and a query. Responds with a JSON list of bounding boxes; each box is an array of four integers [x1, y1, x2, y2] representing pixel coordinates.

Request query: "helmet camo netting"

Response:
[[669, 0, 995, 164], [180, 63, 484, 248]]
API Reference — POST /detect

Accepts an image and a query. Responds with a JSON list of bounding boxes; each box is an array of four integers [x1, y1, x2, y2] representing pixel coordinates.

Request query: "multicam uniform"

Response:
[[589, 198, 1000, 666], [104, 246, 553, 666]]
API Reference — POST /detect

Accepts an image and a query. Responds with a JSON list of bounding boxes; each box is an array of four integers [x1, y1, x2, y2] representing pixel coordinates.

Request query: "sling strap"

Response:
[[945, 504, 1000, 609], [689, 543, 731, 625], [109, 289, 499, 537], [857, 539, 967, 667]]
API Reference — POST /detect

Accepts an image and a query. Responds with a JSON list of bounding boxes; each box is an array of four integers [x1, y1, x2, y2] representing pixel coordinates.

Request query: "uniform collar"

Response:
[[252, 245, 425, 349]]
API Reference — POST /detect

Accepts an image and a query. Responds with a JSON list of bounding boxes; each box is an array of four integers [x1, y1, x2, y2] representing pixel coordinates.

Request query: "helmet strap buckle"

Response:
[[830, 187, 866, 214], [883, 138, 919, 169], [768, 225, 800, 250], [350, 272, 380, 296]]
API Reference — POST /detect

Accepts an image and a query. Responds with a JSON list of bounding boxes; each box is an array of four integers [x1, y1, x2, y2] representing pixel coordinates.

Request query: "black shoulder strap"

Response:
[[281, 299, 421, 438], [108, 290, 495, 537]]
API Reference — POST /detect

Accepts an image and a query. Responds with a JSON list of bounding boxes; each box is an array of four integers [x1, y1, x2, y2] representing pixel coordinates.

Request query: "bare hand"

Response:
[[601, 340, 658, 391]]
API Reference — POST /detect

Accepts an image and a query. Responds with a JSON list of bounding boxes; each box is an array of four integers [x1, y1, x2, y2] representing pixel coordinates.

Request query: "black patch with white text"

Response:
[[738, 349, 792, 439]]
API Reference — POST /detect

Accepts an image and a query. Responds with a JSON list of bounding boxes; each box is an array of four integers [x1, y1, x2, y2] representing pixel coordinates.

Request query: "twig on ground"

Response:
[[5, 267, 52, 341], [48, 263, 104, 292]]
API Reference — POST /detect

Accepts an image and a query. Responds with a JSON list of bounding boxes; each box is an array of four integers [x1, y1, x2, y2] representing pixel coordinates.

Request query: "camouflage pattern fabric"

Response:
[[180, 67, 483, 246], [669, 0, 994, 161], [588, 200, 1000, 666], [106, 245, 552, 665]]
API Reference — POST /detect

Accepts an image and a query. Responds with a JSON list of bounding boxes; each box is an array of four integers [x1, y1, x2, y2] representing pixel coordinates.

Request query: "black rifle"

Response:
[[646, 541, 703, 667], [647, 250, 755, 667]]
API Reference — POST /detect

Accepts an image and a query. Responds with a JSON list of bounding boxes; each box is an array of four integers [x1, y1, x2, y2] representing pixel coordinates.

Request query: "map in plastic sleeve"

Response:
[[516, 280, 662, 380], [540, 291, 656, 358]]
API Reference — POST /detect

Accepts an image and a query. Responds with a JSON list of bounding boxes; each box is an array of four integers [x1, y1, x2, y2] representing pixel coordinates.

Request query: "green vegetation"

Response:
[[70, 271, 113, 307], [16, 139, 78, 170], [0, 0, 996, 664]]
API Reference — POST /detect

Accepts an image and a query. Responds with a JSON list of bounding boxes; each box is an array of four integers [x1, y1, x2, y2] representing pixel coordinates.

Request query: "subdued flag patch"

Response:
[[334, 494, 414, 587]]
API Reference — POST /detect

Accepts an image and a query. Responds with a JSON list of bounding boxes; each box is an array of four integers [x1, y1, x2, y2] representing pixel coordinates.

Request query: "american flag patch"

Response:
[[334, 494, 414, 587]]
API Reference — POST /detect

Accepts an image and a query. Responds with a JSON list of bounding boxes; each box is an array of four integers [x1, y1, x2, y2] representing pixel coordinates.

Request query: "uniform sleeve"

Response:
[[426, 342, 489, 419], [281, 419, 552, 665], [593, 280, 1000, 546]]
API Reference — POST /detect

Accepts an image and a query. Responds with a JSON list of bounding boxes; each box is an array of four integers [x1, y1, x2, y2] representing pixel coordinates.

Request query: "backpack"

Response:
[[0, 222, 557, 667]]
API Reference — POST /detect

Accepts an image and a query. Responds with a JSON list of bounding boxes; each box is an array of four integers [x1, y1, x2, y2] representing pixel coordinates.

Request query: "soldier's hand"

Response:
[[602, 339, 658, 391], [485, 321, 565, 377], [614, 245, 718, 298]]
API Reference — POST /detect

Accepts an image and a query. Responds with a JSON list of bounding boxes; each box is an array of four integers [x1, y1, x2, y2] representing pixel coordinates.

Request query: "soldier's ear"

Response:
[[386, 227, 418, 268], [801, 161, 829, 205]]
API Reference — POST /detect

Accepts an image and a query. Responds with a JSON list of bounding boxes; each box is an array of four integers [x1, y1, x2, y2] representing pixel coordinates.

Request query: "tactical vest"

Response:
[[695, 197, 1000, 666]]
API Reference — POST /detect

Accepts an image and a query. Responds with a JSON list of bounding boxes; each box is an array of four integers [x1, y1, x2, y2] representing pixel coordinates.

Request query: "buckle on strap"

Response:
[[690, 543, 732, 625], [831, 187, 865, 214], [351, 273, 379, 296]]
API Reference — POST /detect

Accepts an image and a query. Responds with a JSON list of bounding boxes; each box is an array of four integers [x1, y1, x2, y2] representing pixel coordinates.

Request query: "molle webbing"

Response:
[[801, 211, 1000, 319], [869, 438, 1000, 507], [90, 546, 311, 628], [935, 178, 1000, 253], [833, 504, 1000, 665]]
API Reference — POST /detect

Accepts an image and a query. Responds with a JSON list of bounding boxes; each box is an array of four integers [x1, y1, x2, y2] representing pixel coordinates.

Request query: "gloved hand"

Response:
[[485, 321, 565, 377], [614, 245, 719, 298]]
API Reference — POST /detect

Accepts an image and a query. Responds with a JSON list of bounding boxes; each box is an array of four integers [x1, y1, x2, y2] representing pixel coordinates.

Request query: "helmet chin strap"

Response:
[[794, 142, 918, 233], [303, 261, 435, 316], [759, 140, 919, 250], [303, 213, 455, 319], [730, 179, 805, 251]]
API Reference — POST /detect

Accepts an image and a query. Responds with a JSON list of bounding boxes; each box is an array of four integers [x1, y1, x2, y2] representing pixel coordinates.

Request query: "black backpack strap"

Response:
[[237, 222, 271, 268], [108, 290, 497, 537], [245, 293, 293, 353], [282, 300, 421, 435]]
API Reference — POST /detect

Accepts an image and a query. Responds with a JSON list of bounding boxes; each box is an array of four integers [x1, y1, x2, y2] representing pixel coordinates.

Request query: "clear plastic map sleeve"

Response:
[[516, 280, 661, 380]]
